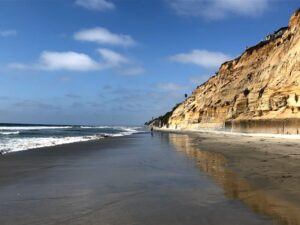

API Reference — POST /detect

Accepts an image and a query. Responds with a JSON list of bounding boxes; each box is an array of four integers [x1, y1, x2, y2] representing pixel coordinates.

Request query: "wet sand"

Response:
[[167, 132, 300, 225], [0, 132, 298, 225], [164, 130, 300, 204]]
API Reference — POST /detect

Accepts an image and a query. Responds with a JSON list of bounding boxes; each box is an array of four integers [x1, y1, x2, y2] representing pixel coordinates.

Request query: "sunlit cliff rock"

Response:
[[147, 9, 300, 134]]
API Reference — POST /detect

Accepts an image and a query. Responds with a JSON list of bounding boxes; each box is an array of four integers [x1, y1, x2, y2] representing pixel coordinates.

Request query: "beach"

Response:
[[166, 130, 300, 224], [0, 132, 300, 225]]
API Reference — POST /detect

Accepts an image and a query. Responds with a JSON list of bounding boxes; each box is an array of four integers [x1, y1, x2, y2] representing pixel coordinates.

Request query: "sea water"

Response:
[[0, 123, 142, 154]]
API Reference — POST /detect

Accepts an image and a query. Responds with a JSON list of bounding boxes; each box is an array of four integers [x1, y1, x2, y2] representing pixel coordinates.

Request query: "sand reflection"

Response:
[[168, 133, 300, 225]]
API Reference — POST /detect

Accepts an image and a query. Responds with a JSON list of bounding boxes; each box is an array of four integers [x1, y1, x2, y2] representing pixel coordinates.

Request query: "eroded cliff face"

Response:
[[150, 9, 300, 134]]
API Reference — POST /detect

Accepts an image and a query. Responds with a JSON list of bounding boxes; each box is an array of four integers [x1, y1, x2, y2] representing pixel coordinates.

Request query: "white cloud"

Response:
[[167, 0, 270, 20], [39, 51, 100, 71], [0, 30, 17, 37], [98, 48, 144, 75], [75, 0, 115, 11], [8, 49, 144, 75], [9, 51, 101, 72], [74, 27, 136, 47], [98, 48, 130, 66], [169, 49, 231, 68]]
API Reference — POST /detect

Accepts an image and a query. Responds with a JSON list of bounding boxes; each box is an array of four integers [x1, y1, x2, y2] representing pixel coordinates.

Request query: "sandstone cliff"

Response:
[[148, 9, 300, 134]]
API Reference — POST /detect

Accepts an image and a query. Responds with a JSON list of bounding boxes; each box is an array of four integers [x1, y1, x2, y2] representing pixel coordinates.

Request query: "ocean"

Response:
[[0, 123, 142, 154]]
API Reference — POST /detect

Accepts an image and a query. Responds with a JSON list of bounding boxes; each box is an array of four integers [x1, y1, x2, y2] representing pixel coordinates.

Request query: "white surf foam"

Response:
[[100, 127, 141, 137], [0, 131, 20, 135], [0, 135, 102, 154], [0, 126, 142, 154], [0, 126, 72, 131], [80, 125, 110, 129]]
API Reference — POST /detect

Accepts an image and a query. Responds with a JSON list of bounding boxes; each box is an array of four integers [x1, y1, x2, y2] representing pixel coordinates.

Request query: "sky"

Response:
[[0, 0, 299, 125]]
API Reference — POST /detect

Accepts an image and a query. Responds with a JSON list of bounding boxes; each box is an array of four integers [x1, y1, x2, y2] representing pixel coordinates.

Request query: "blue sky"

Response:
[[0, 0, 298, 125]]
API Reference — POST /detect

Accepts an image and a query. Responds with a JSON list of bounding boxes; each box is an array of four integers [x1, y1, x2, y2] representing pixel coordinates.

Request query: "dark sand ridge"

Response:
[[0, 133, 279, 225], [167, 133, 300, 225]]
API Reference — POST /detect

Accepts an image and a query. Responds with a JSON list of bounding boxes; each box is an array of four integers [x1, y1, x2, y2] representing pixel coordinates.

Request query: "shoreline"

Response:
[[0, 132, 300, 224], [0, 123, 143, 155], [0, 136, 105, 155], [0, 133, 278, 225], [0, 128, 144, 155]]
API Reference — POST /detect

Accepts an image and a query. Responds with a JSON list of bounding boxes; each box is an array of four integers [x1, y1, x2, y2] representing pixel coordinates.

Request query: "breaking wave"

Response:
[[0, 124, 142, 154]]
